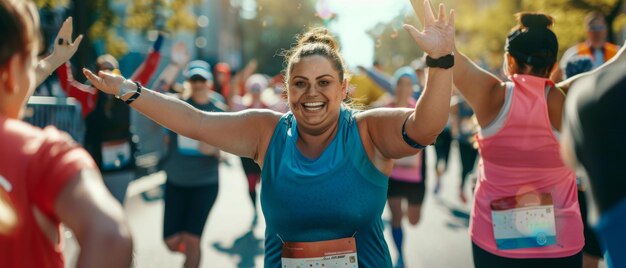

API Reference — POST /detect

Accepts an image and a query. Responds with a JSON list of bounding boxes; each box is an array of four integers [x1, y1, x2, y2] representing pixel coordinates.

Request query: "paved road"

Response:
[[63, 145, 606, 268]]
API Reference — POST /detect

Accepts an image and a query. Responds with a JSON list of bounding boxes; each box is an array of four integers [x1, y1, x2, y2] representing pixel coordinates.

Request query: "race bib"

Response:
[[491, 192, 557, 250], [177, 135, 202, 156], [101, 140, 131, 171], [281, 237, 358, 268]]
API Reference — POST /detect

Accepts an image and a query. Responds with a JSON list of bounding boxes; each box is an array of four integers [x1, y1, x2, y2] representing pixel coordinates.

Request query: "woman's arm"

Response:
[[362, 0, 454, 160], [450, 96, 460, 138], [151, 42, 189, 93], [129, 34, 164, 85], [82, 69, 281, 163], [55, 62, 97, 118], [56, 169, 132, 268], [452, 49, 505, 126]]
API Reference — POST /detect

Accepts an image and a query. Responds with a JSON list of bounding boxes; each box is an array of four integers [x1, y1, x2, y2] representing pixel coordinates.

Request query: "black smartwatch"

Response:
[[425, 53, 454, 69]]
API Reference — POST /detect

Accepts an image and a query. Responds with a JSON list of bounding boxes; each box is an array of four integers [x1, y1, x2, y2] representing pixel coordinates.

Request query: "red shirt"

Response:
[[0, 115, 96, 268]]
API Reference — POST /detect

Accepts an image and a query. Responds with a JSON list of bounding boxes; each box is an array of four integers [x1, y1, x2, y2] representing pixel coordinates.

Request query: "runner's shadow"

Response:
[[213, 230, 264, 268]]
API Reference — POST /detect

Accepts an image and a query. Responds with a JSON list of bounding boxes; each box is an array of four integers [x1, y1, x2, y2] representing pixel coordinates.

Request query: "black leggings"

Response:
[[458, 140, 478, 189], [472, 243, 582, 268], [434, 128, 452, 169], [163, 182, 219, 238]]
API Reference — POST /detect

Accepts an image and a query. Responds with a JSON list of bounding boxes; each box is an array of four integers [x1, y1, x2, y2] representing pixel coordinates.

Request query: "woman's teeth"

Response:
[[303, 102, 324, 111]]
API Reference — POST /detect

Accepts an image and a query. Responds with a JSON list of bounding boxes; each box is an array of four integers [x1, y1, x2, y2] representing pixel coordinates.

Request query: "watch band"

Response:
[[117, 80, 135, 99], [426, 53, 455, 69], [124, 81, 142, 104]]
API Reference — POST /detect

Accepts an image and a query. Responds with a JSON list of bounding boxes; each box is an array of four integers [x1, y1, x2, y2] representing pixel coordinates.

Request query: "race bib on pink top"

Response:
[[491, 192, 557, 250]]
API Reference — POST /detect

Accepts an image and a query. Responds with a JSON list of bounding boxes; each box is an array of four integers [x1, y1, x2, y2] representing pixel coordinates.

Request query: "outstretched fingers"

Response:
[[71, 35, 84, 51], [437, 3, 446, 23], [403, 24, 425, 47], [423, 0, 436, 25], [448, 9, 456, 28], [82, 69, 103, 88], [58, 17, 73, 38]]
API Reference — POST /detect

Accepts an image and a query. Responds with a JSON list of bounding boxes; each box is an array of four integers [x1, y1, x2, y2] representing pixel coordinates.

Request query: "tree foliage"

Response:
[[125, 0, 201, 32], [33, 0, 69, 9], [239, 0, 323, 75], [368, 10, 425, 74], [371, 0, 625, 70], [453, 0, 625, 68]]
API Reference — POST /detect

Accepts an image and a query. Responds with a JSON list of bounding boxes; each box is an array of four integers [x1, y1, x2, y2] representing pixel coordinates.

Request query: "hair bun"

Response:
[[518, 12, 553, 29], [297, 27, 339, 51]]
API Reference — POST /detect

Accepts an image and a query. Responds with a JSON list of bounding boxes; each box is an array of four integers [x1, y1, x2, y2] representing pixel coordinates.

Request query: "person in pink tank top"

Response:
[[385, 66, 427, 268], [451, 12, 586, 267]]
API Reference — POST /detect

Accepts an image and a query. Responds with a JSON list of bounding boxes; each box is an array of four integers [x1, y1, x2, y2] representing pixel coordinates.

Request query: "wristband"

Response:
[[425, 53, 455, 69], [124, 81, 142, 104]]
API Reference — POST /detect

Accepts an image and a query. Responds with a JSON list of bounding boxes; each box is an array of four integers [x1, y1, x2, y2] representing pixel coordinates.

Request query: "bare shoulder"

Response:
[[239, 109, 284, 166]]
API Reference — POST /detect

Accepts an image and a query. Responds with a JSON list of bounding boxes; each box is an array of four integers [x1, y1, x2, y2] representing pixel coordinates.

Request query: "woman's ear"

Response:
[[1, 56, 20, 94], [504, 52, 518, 75], [341, 79, 348, 99]]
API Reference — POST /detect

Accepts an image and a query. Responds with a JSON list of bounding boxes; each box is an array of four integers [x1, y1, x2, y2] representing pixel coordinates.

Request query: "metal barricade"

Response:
[[131, 110, 167, 177], [23, 96, 85, 144]]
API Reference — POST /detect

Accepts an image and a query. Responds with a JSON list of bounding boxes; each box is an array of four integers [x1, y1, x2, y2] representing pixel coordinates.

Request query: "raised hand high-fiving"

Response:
[[82, 68, 126, 97], [50, 17, 83, 64], [403, 0, 455, 58], [36, 17, 84, 87], [170, 42, 190, 67]]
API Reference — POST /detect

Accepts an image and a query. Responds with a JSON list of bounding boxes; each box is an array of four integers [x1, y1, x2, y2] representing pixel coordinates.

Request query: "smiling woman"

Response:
[[82, 1, 454, 267]]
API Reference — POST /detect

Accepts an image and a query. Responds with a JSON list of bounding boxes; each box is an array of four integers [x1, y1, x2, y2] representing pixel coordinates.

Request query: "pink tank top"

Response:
[[470, 74, 583, 258], [390, 153, 423, 183]]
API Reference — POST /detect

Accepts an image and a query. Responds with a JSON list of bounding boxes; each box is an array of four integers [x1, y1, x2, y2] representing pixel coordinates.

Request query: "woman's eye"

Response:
[[295, 81, 306, 87], [319, 80, 329, 86]]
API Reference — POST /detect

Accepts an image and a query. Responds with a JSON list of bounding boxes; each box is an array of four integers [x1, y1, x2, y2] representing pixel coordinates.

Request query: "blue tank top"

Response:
[[261, 107, 392, 268]]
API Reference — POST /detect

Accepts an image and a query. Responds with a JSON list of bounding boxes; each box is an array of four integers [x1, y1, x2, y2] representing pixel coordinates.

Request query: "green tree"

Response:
[[125, 0, 201, 32], [566, 0, 625, 43], [239, 0, 322, 75], [368, 11, 425, 74], [453, 0, 625, 69], [34, 0, 69, 9]]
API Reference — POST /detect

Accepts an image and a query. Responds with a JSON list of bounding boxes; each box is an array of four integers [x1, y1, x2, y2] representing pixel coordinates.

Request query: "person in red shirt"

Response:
[[55, 31, 163, 204], [0, 1, 132, 267]]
